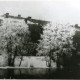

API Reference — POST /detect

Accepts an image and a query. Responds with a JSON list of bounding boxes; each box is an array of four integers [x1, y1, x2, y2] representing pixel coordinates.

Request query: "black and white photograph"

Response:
[[0, 0, 79, 79]]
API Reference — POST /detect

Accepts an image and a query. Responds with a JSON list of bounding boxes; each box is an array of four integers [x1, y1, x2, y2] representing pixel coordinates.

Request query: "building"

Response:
[[2, 13, 50, 26]]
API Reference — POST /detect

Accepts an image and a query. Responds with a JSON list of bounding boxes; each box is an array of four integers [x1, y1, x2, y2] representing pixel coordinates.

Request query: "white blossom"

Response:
[[37, 22, 76, 59]]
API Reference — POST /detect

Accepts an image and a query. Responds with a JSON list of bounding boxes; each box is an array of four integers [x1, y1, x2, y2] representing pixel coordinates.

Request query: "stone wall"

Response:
[[0, 54, 8, 67], [0, 55, 56, 68], [14, 56, 56, 68]]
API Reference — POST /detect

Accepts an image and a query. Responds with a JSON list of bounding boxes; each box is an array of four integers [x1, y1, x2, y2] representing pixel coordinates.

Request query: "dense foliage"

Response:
[[0, 17, 37, 66], [0, 16, 80, 68], [37, 23, 76, 67]]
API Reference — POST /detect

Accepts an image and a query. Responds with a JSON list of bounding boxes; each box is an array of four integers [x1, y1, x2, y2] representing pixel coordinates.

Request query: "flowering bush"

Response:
[[0, 17, 29, 50], [37, 23, 76, 63]]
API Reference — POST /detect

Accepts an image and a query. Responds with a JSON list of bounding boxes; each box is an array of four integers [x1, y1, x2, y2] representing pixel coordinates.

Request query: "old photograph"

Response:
[[0, 0, 79, 79]]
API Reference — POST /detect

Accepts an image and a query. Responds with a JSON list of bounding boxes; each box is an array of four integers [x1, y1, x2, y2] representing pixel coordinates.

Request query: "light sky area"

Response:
[[0, 0, 80, 25]]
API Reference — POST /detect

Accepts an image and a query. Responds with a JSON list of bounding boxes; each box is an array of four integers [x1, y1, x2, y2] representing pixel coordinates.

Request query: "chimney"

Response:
[[75, 24, 79, 28], [18, 14, 21, 18], [5, 13, 9, 18], [27, 16, 31, 20]]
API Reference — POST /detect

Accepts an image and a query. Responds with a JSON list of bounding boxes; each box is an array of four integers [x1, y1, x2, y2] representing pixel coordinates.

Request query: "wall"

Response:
[[0, 55, 56, 68], [14, 56, 56, 68], [0, 54, 8, 67]]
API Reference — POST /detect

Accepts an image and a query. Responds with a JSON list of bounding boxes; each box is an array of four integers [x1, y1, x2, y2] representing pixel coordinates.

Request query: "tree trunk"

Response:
[[12, 46, 18, 67], [8, 53, 12, 66], [8, 54, 15, 67], [49, 51, 52, 67], [8, 46, 17, 67], [19, 56, 23, 67], [48, 57, 51, 67], [49, 56, 51, 67], [11, 55, 16, 67]]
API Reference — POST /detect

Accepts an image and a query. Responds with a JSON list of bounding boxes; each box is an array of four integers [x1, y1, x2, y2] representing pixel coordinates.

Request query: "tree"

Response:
[[0, 17, 31, 66], [72, 30, 80, 66], [37, 23, 76, 67]]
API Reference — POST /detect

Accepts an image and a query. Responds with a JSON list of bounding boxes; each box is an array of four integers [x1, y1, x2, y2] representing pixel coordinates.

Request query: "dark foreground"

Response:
[[0, 66, 80, 79]]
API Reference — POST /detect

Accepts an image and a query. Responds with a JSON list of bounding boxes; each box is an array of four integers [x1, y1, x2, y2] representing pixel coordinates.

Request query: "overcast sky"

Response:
[[0, 0, 80, 25]]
